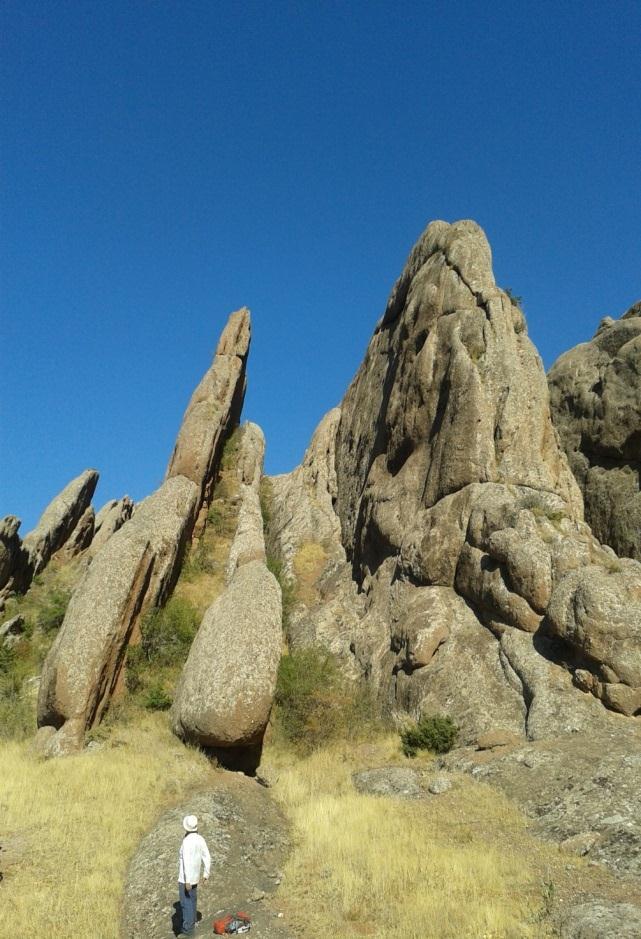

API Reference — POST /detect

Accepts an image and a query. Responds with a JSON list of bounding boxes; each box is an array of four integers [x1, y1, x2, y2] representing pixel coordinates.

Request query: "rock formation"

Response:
[[23, 469, 99, 574], [36, 476, 198, 756], [166, 307, 250, 533], [0, 516, 31, 602], [172, 423, 282, 770], [548, 301, 641, 561], [36, 311, 249, 755], [268, 220, 641, 734], [89, 496, 134, 555]]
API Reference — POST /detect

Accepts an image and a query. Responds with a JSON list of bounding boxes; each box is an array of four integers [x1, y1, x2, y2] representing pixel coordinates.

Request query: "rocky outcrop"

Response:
[[36, 311, 250, 755], [57, 506, 95, 560], [166, 307, 250, 533], [89, 496, 134, 555], [267, 220, 641, 733], [548, 301, 641, 561], [172, 423, 282, 770], [268, 407, 343, 577], [23, 469, 99, 574], [0, 516, 31, 601], [36, 476, 198, 756]]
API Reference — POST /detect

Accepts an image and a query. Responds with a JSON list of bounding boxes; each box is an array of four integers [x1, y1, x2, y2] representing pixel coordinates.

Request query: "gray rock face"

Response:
[[36, 476, 198, 755], [172, 424, 282, 768], [268, 407, 343, 578], [166, 308, 251, 533], [57, 506, 95, 560], [225, 425, 267, 582], [441, 724, 641, 879], [559, 900, 641, 938], [23, 469, 99, 574], [548, 301, 641, 561], [352, 767, 421, 799], [90, 496, 134, 554]]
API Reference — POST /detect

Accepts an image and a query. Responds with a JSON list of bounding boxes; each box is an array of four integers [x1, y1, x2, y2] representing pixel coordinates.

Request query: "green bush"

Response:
[[143, 681, 173, 711], [274, 647, 375, 753], [139, 596, 199, 666], [503, 286, 523, 309], [0, 643, 16, 674], [401, 713, 459, 757], [35, 587, 71, 633]]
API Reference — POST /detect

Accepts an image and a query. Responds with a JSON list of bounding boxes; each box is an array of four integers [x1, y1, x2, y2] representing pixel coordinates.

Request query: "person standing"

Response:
[[178, 814, 211, 936]]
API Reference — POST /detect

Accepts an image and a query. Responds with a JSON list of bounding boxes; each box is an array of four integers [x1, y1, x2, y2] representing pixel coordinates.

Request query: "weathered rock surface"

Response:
[[440, 722, 641, 879], [268, 407, 343, 577], [0, 613, 25, 648], [352, 766, 421, 799], [36, 476, 198, 755], [0, 515, 31, 600], [90, 496, 134, 554], [23, 469, 99, 574], [172, 424, 282, 769], [225, 424, 267, 582], [57, 506, 95, 560], [549, 301, 641, 561], [166, 308, 250, 533], [559, 899, 641, 938]]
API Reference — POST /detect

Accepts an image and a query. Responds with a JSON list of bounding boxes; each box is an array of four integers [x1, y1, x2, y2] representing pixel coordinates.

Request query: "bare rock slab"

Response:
[[122, 779, 292, 939], [36, 476, 198, 755], [23, 469, 99, 574], [166, 308, 251, 531]]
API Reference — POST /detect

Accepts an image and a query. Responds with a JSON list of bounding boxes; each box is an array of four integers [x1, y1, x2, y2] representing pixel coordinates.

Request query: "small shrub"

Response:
[[401, 713, 459, 757], [274, 647, 376, 752], [0, 643, 16, 674], [139, 596, 199, 666], [35, 587, 71, 633], [503, 286, 523, 309], [143, 681, 172, 711]]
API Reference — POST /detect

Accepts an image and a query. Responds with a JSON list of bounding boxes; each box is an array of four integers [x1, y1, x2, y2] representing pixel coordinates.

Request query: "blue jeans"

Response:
[[179, 881, 198, 934]]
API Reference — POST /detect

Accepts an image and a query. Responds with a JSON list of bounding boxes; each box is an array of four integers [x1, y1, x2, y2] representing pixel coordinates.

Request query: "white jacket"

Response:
[[178, 832, 211, 884]]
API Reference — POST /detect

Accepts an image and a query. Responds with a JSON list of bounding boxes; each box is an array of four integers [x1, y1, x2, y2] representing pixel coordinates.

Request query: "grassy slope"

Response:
[[0, 715, 213, 937]]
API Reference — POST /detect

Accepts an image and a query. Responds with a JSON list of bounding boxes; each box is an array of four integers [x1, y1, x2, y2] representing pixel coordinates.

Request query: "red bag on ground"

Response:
[[213, 911, 251, 934]]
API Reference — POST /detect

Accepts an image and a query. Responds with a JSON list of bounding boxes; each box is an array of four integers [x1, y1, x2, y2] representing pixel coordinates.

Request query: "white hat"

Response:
[[183, 815, 198, 832]]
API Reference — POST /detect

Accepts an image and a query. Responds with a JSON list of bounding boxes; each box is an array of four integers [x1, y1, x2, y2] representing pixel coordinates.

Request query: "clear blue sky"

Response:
[[2, 1, 640, 531]]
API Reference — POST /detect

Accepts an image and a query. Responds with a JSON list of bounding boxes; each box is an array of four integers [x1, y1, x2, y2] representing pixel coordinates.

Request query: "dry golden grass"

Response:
[[292, 541, 327, 606], [267, 736, 560, 939], [0, 713, 213, 938]]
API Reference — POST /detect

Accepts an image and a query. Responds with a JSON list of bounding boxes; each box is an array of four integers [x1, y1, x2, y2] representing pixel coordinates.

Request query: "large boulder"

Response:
[[166, 308, 250, 533], [23, 469, 99, 574], [172, 424, 282, 770], [548, 301, 641, 560], [36, 476, 198, 756]]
